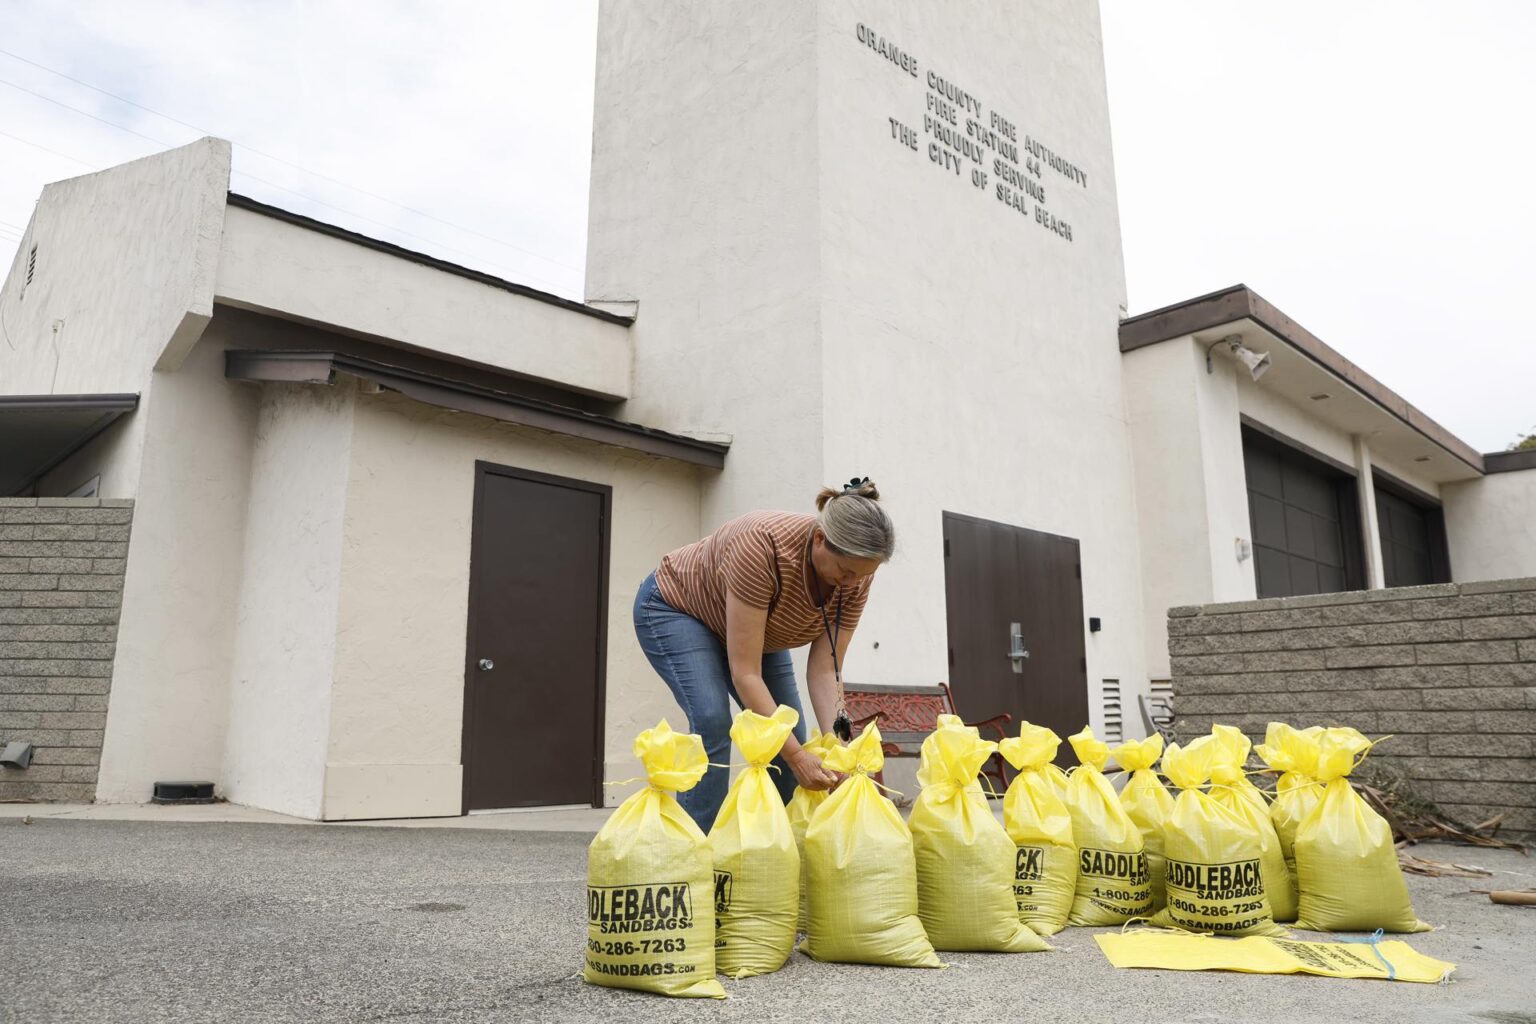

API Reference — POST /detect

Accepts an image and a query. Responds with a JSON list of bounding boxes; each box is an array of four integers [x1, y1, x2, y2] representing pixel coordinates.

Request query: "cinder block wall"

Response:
[[1169, 578, 1536, 837], [0, 498, 133, 802]]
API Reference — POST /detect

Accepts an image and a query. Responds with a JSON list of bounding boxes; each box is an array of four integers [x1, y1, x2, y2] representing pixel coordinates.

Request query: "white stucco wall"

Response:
[[586, 0, 824, 522], [221, 379, 355, 819], [1123, 338, 1254, 678], [1444, 469, 1536, 582], [94, 336, 259, 801], [325, 390, 703, 819], [813, 1, 1146, 730], [0, 138, 229, 498], [589, 0, 1149, 737], [215, 206, 634, 401]]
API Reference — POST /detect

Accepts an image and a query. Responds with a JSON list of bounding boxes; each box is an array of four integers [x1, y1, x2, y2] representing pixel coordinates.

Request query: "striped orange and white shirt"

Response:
[[655, 510, 873, 652]]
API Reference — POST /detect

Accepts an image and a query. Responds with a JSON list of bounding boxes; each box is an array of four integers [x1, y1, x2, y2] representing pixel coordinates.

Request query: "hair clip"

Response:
[[843, 476, 869, 494]]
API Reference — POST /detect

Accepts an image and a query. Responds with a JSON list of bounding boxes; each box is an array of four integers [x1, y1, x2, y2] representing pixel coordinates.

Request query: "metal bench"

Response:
[[844, 682, 1013, 796]]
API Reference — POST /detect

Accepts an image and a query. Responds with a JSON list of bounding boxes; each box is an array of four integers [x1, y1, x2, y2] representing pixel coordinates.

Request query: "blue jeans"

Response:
[[632, 572, 808, 833]]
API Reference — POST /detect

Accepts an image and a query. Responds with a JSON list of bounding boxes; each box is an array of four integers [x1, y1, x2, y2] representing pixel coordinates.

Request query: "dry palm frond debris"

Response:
[[1349, 759, 1528, 855], [1398, 853, 1492, 878]]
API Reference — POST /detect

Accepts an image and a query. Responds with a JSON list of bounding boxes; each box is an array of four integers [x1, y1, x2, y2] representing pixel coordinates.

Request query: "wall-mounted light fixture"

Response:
[[1206, 334, 1271, 381]]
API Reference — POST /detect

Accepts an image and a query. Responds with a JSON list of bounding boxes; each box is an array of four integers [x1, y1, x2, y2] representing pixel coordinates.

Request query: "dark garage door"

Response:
[[1243, 428, 1364, 599], [1375, 482, 1450, 588]]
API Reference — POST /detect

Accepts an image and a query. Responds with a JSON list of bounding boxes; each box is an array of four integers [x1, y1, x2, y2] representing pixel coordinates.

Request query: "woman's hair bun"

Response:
[[815, 477, 879, 511], [813, 477, 894, 560]]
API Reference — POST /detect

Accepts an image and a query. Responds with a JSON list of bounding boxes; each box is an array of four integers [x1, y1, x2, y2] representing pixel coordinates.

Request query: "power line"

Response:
[[0, 76, 178, 149], [0, 127, 97, 168], [0, 46, 585, 275], [0, 82, 575, 294]]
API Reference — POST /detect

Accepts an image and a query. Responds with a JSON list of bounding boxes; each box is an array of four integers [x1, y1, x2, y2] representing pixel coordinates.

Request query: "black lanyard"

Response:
[[808, 533, 852, 740], [819, 590, 852, 741]]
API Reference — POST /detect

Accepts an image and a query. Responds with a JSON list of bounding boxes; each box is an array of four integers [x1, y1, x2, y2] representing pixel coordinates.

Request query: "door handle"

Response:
[[1008, 622, 1030, 674], [478, 658, 495, 671]]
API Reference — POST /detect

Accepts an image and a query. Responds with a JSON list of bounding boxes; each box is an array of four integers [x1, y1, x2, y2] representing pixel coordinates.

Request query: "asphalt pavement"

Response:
[[1, 817, 1532, 1024]]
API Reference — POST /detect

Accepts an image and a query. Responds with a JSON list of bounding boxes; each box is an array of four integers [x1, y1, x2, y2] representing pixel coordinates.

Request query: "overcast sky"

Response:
[[2, 1, 1531, 451]]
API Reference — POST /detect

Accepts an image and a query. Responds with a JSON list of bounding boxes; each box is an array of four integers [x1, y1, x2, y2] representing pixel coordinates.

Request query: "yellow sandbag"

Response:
[[911, 715, 1051, 953], [1293, 728, 1429, 933], [1209, 725, 1270, 813], [786, 730, 840, 935], [999, 723, 1077, 936], [1255, 722, 1324, 896], [801, 723, 942, 967], [1065, 727, 1153, 926], [1208, 737, 1297, 924], [709, 706, 800, 978], [1096, 930, 1454, 983], [584, 720, 726, 999], [1152, 736, 1285, 937], [1042, 762, 1070, 801], [1113, 734, 1174, 912]]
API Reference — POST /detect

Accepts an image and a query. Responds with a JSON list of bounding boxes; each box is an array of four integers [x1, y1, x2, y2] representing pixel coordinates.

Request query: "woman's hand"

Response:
[[787, 747, 840, 791]]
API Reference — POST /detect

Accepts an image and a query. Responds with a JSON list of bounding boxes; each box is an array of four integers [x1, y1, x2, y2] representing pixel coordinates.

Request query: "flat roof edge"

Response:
[[224, 193, 633, 327], [1485, 449, 1536, 474], [225, 349, 726, 469], [0, 394, 140, 411], [1118, 285, 1484, 475]]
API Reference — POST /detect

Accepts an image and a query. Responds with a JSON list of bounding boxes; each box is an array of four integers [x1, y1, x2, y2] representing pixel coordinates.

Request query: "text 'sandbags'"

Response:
[[1208, 731, 1297, 923], [786, 729, 840, 934], [709, 705, 800, 978], [801, 723, 942, 968], [999, 723, 1077, 936], [1293, 728, 1429, 933], [911, 715, 1051, 953], [584, 720, 726, 999], [1153, 735, 1285, 937], [1255, 722, 1324, 894], [1064, 727, 1153, 926], [1113, 734, 1174, 912]]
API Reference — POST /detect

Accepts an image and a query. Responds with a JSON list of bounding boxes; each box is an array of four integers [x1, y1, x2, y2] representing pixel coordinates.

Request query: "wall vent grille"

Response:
[[1101, 678, 1123, 744], [20, 244, 37, 300]]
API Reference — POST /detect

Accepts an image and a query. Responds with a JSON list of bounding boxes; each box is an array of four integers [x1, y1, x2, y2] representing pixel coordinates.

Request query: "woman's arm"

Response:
[[725, 592, 839, 790], [805, 633, 840, 734]]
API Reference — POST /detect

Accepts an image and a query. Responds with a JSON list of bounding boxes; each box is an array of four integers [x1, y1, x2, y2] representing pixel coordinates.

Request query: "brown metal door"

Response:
[[463, 462, 609, 811], [942, 512, 1090, 765]]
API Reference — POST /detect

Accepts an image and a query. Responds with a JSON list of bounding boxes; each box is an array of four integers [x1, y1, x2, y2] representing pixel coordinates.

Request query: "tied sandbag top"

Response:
[[1207, 727, 1265, 801], [1161, 734, 1220, 793], [1310, 727, 1374, 782], [916, 714, 997, 792], [1210, 724, 1253, 767], [1255, 722, 1325, 778], [633, 719, 708, 792], [731, 705, 799, 766], [823, 721, 885, 775], [1069, 727, 1110, 771], [801, 729, 841, 759], [999, 722, 1061, 771], [1111, 734, 1164, 773]]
